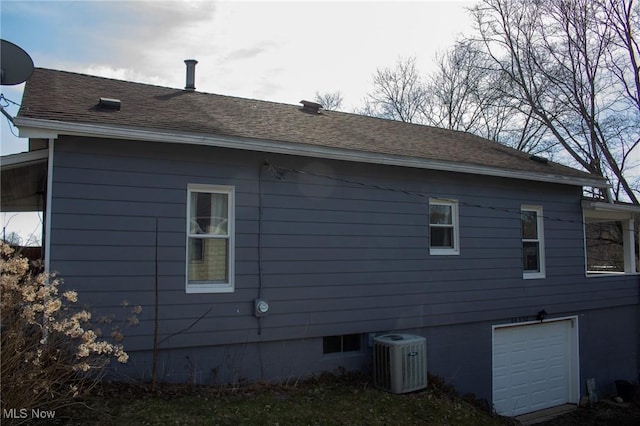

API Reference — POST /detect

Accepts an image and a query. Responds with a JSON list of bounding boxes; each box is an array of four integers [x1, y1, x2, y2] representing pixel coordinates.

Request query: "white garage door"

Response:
[[492, 319, 578, 416]]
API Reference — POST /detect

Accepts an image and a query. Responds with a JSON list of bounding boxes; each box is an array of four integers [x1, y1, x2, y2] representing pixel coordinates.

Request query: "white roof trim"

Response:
[[582, 200, 640, 219], [15, 116, 608, 188], [0, 149, 48, 170]]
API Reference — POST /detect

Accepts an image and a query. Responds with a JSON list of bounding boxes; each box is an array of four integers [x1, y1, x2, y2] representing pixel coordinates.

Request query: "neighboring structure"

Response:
[[2, 66, 639, 416]]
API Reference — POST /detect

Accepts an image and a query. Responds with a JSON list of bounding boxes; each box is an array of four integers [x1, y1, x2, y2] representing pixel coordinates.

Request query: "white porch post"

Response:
[[44, 138, 54, 274], [623, 218, 636, 274]]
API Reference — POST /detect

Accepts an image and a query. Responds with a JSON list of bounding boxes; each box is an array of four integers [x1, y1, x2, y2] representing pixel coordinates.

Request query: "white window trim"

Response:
[[522, 205, 545, 279], [582, 201, 639, 277], [429, 198, 460, 256], [185, 184, 235, 293]]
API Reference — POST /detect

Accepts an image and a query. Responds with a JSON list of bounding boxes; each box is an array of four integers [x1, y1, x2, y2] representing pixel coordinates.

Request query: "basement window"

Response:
[[323, 334, 362, 354]]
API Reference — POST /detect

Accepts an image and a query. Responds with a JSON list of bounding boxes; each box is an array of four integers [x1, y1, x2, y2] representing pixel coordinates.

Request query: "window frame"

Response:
[[185, 184, 235, 293], [521, 205, 545, 279], [429, 198, 460, 256], [322, 334, 363, 355], [582, 201, 639, 276]]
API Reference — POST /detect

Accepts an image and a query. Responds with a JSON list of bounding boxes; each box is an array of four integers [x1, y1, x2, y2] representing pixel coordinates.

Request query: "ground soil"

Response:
[[536, 384, 640, 426], [537, 399, 640, 425]]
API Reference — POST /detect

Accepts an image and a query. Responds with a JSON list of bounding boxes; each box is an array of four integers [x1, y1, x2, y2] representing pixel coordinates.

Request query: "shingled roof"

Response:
[[16, 68, 605, 187]]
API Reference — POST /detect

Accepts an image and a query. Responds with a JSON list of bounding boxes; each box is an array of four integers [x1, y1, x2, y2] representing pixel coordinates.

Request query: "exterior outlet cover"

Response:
[[254, 298, 270, 317]]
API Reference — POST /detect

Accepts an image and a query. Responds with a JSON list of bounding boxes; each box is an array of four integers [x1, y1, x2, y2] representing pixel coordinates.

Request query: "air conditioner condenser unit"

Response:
[[373, 334, 427, 394]]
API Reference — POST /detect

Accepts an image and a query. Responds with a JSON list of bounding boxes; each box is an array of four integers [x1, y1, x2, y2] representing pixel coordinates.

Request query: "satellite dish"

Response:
[[1, 39, 34, 85]]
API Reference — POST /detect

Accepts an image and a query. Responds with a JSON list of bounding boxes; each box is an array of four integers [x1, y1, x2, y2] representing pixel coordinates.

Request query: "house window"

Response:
[[429, 199, 459, 255], [323, 334, 362, 354], [585, 221, 626, 273], [583, 202, 639, 275], [521, 205, 545, 279], [186, 184, 235, 293]]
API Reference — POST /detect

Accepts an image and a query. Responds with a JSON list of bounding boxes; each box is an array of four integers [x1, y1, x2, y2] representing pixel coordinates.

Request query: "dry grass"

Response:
[[49, 373, 514, 426]]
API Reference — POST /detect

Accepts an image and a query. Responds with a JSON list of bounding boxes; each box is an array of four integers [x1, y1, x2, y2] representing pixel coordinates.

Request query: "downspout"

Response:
[[43, 138, 54, 274], [39, 138, 55, 344]]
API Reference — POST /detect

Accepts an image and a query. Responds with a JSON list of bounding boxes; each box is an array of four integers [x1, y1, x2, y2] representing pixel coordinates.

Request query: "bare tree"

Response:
[[4, 232, 22, 246], [360, 57, 427, 123], [424, 41, 488, 132], [359, 45, 557, 155], [469, 0, 640, 203], [600, 0, 640, 199], [423, 41, 556, 154], [314, 91, 344, 111], [604, 0, 640, 113]]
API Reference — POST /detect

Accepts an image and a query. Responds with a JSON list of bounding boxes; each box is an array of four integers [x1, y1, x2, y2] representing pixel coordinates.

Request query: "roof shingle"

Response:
[[18, 68, 603, 184]]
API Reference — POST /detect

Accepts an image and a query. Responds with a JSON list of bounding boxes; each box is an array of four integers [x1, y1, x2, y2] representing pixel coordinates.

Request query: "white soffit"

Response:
[[582, 200, 640, 220], [0, 149, 48, 170]]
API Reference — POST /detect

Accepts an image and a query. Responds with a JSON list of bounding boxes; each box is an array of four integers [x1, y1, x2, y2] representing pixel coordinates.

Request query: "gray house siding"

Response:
[[579, 305, 639, 395], [48, 135, 639, 400]]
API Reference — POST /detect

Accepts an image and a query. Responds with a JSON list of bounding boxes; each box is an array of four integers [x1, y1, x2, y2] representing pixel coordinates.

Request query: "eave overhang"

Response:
[[1, 149, 48, 211], [1, 149, 48, 169], [15, 116, 609, 189], [582, 200, 640, 221]]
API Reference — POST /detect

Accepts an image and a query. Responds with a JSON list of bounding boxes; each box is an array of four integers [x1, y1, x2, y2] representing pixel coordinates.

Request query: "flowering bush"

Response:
[[0, 243, 140, 411]]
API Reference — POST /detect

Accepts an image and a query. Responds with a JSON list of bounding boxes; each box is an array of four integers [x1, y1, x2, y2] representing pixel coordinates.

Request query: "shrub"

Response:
[[0, 243, 136, 412]]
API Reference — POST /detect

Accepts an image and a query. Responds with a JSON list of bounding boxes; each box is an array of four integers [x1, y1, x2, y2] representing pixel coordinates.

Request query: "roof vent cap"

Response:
[[98, 97, 121, 110], [300, 100, 323, 114], [529, 154, 549, 164]]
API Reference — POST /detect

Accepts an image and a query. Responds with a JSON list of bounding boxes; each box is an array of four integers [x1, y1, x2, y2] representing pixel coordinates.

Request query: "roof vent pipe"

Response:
[[184, 59, 198, 91]]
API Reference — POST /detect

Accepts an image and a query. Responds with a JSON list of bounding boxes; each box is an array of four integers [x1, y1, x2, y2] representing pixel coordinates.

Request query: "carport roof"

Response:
[[1, 150, 47, 212]]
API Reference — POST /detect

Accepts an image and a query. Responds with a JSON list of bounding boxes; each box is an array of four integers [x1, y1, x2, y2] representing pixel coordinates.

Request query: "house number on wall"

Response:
[[511, 316, 530, 323]]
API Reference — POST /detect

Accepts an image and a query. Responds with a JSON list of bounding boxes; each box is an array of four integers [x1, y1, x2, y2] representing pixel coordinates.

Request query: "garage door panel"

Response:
[[492, 319, 577, 416]]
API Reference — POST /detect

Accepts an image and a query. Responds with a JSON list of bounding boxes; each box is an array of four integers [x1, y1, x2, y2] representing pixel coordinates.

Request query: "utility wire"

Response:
[[266, 162, 637, 230], [0, 94, 21, 107], [0, 93, 21, 137]]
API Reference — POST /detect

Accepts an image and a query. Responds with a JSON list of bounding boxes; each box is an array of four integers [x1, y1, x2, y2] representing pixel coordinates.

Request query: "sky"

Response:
[[0, 0, 475, 243]]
